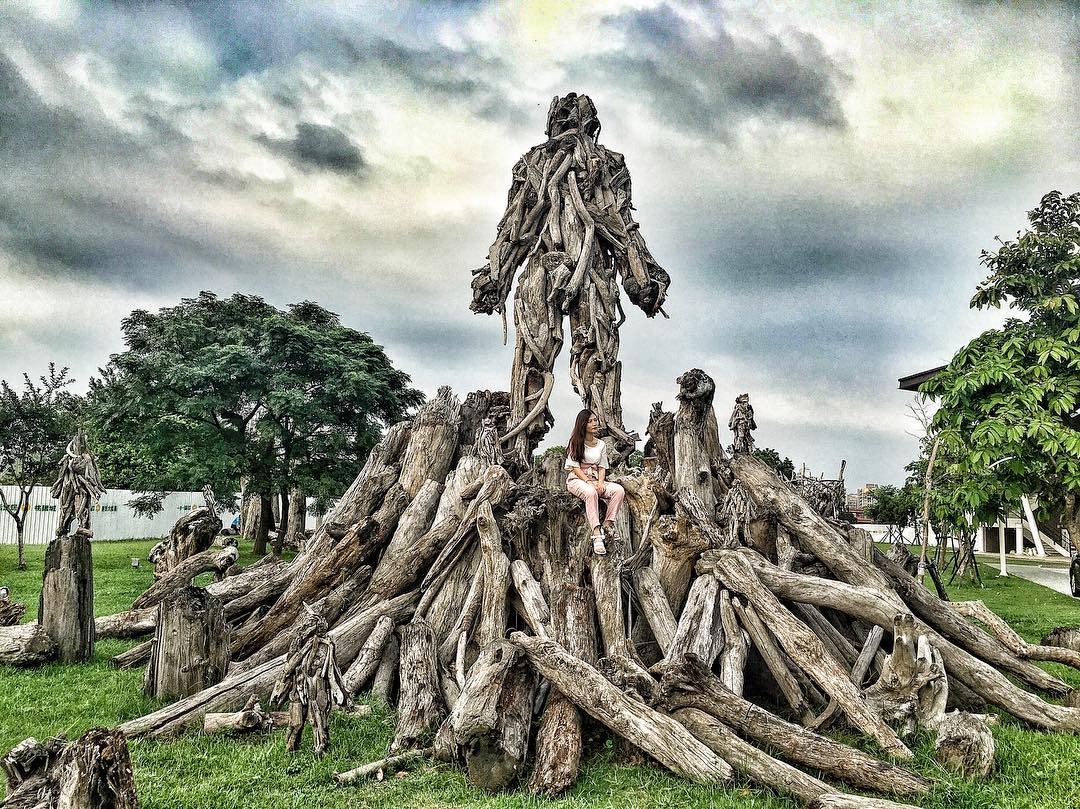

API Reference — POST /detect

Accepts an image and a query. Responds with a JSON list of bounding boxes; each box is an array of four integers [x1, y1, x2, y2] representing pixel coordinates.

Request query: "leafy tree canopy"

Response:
[[0, 364, 82, 567], [88, 292, 424, 510], [923, 191, 1080, 548], [752, 447, 795, 480]]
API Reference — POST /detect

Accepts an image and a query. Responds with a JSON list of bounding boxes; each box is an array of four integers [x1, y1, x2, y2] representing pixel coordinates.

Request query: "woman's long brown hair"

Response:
[[567, 409, 593, 466]]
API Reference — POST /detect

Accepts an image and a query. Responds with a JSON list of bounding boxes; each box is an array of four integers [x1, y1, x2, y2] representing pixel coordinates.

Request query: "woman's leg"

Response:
[[567, 479, 602, 531], [600, 482, 625, 526]]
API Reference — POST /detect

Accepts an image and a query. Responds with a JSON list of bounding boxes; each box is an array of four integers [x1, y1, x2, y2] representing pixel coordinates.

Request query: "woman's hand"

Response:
[[592, 480, 605, 495]]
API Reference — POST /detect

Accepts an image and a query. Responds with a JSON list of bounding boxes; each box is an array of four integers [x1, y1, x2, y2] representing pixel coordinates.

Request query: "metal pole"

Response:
[[998, 521, 1007, 576]]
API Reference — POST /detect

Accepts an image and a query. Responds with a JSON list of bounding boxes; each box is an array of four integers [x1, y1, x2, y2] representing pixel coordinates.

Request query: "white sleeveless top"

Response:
[[565, 440, 609, 470]]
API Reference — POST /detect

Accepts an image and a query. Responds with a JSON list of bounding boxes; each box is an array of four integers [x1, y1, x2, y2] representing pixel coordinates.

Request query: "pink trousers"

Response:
[[566, 478, 625, 529]]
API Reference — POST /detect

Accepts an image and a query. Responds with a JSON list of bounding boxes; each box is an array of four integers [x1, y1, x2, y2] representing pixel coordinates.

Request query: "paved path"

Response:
[[1007, 563, 1075, 596]]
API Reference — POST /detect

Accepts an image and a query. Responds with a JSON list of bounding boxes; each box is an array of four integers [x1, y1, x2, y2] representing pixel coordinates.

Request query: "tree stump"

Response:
[[144, 586, 229, 701], [1, 727, 138, 809], [38, 533, 94, 663], [0, 623, 58, 666]]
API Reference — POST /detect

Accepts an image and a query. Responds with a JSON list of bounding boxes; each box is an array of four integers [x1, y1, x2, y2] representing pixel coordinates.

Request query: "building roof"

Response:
[[898, 365, 947, 392]]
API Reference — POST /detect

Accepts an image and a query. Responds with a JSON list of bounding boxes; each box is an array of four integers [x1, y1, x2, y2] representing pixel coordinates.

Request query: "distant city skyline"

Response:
[[1, 0, 1077, 485]]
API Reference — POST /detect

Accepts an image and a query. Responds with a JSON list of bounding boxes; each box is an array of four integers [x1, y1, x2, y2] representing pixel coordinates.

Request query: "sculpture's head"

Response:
[[736, 393, 750, 405], [545, 93, 601, 140]]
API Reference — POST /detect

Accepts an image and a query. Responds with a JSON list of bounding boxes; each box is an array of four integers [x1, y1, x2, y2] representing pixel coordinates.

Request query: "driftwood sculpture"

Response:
[[270, 609, 349, 757], [7, 96, 1076, 809], [0, 587, 25, 627], [470, 92, 670, 466], [49, 431, 104, 539]]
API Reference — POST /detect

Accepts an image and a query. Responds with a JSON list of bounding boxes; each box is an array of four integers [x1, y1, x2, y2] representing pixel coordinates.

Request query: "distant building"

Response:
[[846, 484, 879, 523]]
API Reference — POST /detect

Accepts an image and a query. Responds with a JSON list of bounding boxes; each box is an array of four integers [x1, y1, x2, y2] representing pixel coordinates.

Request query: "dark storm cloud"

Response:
[[568, 3, 849, 138], [258, 122, 368, 175]]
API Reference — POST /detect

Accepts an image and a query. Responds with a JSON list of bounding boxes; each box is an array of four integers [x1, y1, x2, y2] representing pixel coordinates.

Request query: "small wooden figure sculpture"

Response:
[[49, 430, 105, 537], [270, 607, 349, 757], [474, 414, 503, 467], [471, 92, 671, 467], [728, 394, 756, 455]]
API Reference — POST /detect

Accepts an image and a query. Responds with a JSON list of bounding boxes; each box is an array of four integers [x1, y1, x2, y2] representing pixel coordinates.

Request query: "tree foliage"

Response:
[[923, 191, 1080, 548], [752, 447, 795, 480], [0, 364, 82, 568], [865, 484, 918, 530], [88, 292, 424, 519]]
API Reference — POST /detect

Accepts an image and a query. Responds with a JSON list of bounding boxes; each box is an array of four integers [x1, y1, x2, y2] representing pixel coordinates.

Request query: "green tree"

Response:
[[923, 190, 1080, 551], [89, 292, 423, 555], [752, 447, 795, 480], [0, 365, 82, 569]]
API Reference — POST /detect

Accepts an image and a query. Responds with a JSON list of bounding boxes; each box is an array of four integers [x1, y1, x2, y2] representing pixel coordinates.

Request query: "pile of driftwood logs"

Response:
[[17, 373, 1067, 808]]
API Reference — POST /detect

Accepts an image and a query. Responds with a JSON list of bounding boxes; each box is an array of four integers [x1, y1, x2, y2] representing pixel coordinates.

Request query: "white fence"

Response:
[[0, 486, 242, 544]]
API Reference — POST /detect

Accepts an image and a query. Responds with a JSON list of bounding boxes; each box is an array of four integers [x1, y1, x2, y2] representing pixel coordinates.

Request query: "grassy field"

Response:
[[2, 541, 1080, 808]]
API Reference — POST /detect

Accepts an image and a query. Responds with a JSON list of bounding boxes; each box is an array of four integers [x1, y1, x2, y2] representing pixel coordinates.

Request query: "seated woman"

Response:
[[565, 409, 625, 556]]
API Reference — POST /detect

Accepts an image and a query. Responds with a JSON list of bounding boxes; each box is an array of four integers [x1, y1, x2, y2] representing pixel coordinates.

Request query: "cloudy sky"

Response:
[[1, 0, 1077, 486]]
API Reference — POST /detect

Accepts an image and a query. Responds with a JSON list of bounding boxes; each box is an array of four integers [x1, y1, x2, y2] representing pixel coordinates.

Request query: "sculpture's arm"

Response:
[[470, 148, 552, 316], [602, 149, 671, 318]]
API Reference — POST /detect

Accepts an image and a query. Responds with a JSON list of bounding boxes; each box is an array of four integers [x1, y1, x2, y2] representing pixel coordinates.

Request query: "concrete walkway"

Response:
[[1006, 563, 1075, 597]]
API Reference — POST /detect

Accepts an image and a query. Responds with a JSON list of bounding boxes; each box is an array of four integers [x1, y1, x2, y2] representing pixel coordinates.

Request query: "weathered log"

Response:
[[221, 563, 294, 623], [733, 600, 812, 722], [38, 533, 94, 663], [1, 728, 138, 809], [632, 567, 678, 655], [119, 590, 418, 739], [154, 485, 222, 578], [361, 515, 461, 614], [235, 566, 372, 672], [233, 481, 406, 659], [717, 591, 748, 696], [952, 600, 1080, 672], [810, 625, 884, 732], [810, 796, 922, 809], [342, 614, 396, 694], [475, 501, 511, 649], [650, 515, 707, 615], [510, 559, 550, 637], [673, 707, 834, 806], [109, 640, 151, 670], [202, 696, 288, 735], [391, 620, 444, 753], [449, 640, 535, 791], [716, 548, 1080, 733], [872, 548, 1070, 696], [791, 603, 860, 669], [645, 401, 676, 487], [144, 586, 230, 701], [398, 387, 461, 498], [864, 614, 947, 737], [1042, 626, 1080, 651], [333, 748, 430, 785], [933, 711, 995, 778], [589, 551, 631, 659], [695, 552, 909, 758], [419, 465, 514, 610], [0, 589, 26, 627], [372, 633, 399, 705], [527, 577, 597, 796], [94, 607, 156, 641], [673, 369, 724, 513], [0, 622, 57, 666], [130, 546, 238, 611], [661, 573, 722, 669], [657, 654, 930, 796], [510, 632, 733, 784]]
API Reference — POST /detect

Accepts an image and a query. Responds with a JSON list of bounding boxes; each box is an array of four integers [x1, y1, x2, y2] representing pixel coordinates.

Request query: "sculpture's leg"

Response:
[[285, 700, 305, 752], [312, 687, 331, 757], [504, 255, 564, 468], [570, 277, 637, 460]]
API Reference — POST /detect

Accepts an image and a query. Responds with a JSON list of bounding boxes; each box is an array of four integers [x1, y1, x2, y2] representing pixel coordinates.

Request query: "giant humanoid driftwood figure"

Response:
[[50, 430, 105, 538], [471, 93, 670, 467]]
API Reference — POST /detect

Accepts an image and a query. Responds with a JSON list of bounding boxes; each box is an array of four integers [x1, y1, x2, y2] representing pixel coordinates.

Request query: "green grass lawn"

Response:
[[3, 541, 1080, 808]]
